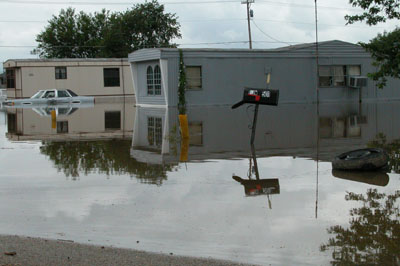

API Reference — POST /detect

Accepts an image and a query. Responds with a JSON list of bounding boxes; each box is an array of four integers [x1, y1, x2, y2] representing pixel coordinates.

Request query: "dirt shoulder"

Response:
[[0, 235, 253, 266]]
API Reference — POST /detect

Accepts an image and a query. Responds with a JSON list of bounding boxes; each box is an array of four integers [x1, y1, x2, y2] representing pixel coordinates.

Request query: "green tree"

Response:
[[345, 1, 400, 88], [320, 189, 400, 265], [33, 0, 181, 58], [33, 8, 109, 58]]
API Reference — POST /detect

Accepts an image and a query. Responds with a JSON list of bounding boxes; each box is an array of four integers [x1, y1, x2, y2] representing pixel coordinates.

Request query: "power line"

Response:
[[256, 0, 363, 11], [251, 20, 292, 46], [0, 0, 364, 11], [0, 18, 387, 29], [0, 40, 302, 49], [0, 0, 239, 5]]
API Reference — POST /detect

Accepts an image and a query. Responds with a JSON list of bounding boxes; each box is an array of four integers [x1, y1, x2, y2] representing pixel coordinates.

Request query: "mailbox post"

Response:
[[232, 88, 279, 145]]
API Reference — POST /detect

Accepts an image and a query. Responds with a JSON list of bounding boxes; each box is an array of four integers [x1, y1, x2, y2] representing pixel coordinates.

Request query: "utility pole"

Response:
[[242, 0, 254, 49]]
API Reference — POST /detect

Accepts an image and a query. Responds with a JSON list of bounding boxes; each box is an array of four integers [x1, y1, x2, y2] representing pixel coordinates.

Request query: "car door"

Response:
[[43, 90, 57, 105], [56, 90, 71, 104]]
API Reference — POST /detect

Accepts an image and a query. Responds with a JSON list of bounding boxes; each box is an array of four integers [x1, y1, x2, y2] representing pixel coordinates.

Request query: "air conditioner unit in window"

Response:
[[348, 76, 367, 88]]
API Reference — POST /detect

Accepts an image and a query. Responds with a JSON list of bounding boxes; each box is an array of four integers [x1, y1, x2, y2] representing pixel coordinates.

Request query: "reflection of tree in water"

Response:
[[320, 189, 400, 265], [40, 140, 177, 185], [368, 133, 400, 173]]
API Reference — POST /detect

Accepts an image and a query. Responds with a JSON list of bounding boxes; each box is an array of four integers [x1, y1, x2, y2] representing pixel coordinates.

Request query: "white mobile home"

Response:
[[128, 40, 400, 107], [3, 58, 134, 99]]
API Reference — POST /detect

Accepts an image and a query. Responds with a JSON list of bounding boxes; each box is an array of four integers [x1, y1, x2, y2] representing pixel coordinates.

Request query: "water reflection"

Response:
[[2, 101, 400, 265], [6, 98, 134, 141], [331, 170, 389, 186], [320, 189, 400, 265], [368, 133, 400, 174], [233, 144, 279, 209], [131, 102, 400, 164], [6, 101, 400, 184], [40, 140, 176, 184]]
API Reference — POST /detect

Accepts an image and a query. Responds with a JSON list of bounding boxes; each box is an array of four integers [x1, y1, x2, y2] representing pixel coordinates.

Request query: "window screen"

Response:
[[55, 67, 67, 79], [186, 66, 202, 90], [57, 121, 68, 133], [6, 69, 15, 88], [105, 111, 121, 129], [104, 68, 120, 87]]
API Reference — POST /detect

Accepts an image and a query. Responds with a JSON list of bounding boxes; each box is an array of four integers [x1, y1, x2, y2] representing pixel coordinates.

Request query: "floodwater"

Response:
[[0, 99, 399, 265]]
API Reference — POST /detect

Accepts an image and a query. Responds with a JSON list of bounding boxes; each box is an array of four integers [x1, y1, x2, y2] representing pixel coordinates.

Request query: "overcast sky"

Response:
[[0, 0, 397, 72]]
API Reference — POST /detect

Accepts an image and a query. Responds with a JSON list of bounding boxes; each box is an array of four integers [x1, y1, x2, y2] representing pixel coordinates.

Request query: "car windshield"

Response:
[[31, 90, 45, 99]]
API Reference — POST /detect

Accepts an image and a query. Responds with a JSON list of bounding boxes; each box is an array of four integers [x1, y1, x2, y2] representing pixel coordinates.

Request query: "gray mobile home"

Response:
[[128, 40, 400, 106], [130, 102, 400, 164]]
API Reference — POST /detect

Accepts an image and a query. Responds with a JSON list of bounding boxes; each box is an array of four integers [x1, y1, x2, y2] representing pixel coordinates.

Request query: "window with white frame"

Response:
[[318, 65, 361, 87], [154, 65, 161, 95], [186, 66, 202, 90], [147, 117, 162, 147], [146, 65, 161, 96], [147, 66, 154, 95]]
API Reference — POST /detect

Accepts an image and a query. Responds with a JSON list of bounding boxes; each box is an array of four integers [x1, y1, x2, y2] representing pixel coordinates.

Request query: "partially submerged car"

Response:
[[4, 89, 94, 106]]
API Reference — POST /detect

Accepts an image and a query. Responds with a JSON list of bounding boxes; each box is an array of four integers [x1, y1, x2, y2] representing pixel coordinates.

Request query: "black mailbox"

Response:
[[232, 88, 279, 109]]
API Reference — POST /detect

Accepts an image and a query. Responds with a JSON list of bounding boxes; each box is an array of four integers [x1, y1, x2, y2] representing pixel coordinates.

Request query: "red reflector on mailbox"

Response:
[[243, 88, 279, 106], [232, 88, 279, 109]]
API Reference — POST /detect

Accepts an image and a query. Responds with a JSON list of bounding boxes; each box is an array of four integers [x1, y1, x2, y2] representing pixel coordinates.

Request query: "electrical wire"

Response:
[[0, 18, 389, 30], [0, 40, 302, 49], [251, 19, 292, 46], [0, 0, 365, 12]]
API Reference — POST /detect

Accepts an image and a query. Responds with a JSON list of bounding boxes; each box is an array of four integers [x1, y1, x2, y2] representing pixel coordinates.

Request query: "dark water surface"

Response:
[[0, 101, 399, 265]]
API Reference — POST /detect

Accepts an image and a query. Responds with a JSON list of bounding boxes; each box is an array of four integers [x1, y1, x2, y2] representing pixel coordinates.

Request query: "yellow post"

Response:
[[180, 137, 189, 162], [179, 114, 189, 162], [179, 114, 189, 139], [51, 110, 56, 129]]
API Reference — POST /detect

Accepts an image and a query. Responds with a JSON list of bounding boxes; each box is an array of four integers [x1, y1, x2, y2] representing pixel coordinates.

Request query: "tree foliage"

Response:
[[178, 49, 186, 115], [33, 0, 181, 58], [368, 133, 400, 173], [345, 0, 400, 88], [360, 29, 400, 88], [40, 140, 177, 185], [320, 189, 400, 265], [345, 0, 400, 25]]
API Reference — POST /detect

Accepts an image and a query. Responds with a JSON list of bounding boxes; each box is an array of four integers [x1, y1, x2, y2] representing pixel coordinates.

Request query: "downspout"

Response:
[[121, 58, 126, 96], [121, 59, 126, 138], [20, 67, 23, 98]]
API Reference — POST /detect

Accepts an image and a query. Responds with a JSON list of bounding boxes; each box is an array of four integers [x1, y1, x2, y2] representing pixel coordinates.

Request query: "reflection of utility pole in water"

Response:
[[314, 0, 319, 220]]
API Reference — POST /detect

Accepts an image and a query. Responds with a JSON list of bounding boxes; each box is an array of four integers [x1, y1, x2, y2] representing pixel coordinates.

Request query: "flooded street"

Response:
[[0, 99, 399, 265]]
